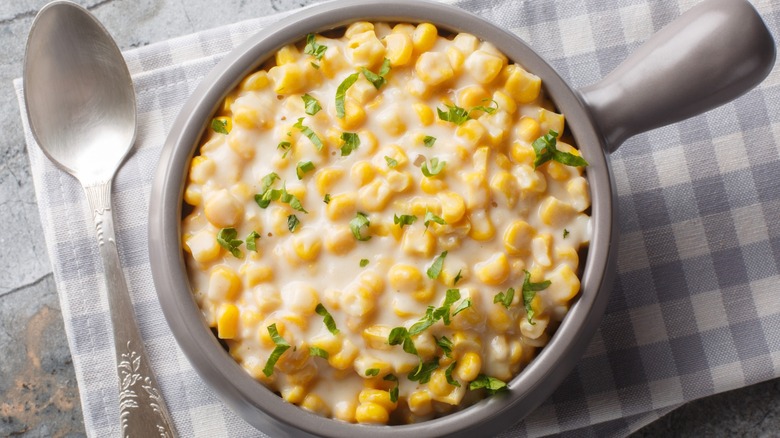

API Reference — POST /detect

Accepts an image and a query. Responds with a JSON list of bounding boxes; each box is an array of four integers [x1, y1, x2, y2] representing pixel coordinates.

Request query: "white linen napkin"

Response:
[[13, 0, 780, 436]]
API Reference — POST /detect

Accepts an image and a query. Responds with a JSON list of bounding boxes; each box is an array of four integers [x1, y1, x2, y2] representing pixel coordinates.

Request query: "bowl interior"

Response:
[[149, 1, 617, 437]]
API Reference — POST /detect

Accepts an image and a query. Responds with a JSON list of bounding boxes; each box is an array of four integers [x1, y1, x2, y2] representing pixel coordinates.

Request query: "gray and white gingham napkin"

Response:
[[13, 0, 780, 436]]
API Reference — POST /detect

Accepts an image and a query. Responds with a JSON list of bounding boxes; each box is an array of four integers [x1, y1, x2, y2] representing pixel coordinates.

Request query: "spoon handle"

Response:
[[85, 181, 178, 438]]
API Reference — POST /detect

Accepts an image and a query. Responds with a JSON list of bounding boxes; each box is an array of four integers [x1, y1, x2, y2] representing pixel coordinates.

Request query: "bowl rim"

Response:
[[149, 0, 617, 436]]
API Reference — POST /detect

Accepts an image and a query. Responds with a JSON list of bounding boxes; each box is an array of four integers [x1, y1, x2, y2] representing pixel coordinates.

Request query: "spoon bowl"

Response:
[[24, 0, 135, 183], [23, 2, 176, 436]]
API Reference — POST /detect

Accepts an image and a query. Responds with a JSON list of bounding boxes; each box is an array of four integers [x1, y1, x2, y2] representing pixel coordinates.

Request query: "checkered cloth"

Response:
[[13, 0, 780, 436]]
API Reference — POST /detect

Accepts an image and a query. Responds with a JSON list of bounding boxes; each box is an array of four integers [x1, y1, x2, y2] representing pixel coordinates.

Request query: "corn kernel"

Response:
[[429, 369, 458, 399], [358, 179, 393, 212], [241, 264, 273, 286], [408, 390, 433, 416], [345, 22, 375, 38], [320, 45, 348, 78], [420, 176, 447, 194], [185, 230, 221, 264], [388, 264, 424, 292], [334, 400, 358, 423], [510, 141, 535, 165], [503, 220, 535, 256], [310, 334, 343, 357], [493, 90, 517, 115], [446, 46, 465, 71], [208, 266, 241, 301], [347, 31, 386, 68], [359, 388, 397, 411], [275, 44, 299, 65], [386, 170, 412, 192], [514, 164, 547, 193], [520, 313, 549, 339], [546, 264, 581, 303], [463, 172, 489, 210], [475, 252, 509, 285], [538, 196, 577, 228], [406, 77, 430, 99], [402, 226, 436, 257], [351, 161, 377, 187], [384, 32, 413, 66], [205, 189, 243, 228], [538, 108, 565, 135], [240, 70, 270, 91], [487, 306, 513, 332], [406, 196, 442, 216], [414, 103, 434, 126], [301, 393, 331, 417], [314, 167, 345, 196], [567, 176, 591, 212], [216, 304, 239, 339], [355, 402, 389, 424], [465, 50, 504, 84], [254, 284, 282, 314], [532, 233, 553, 267], [338, 99, 367, 130], [184, 185, 202, 206], [453, 33, 479, 56], [457, 85, 489, 109], [268, 63, 306, 94], [434, 191, 465, 224], [412, 23, 438, 53], [329, 339, 359, 370], [415, 52, 454, 86], [326, 193, 357, 220], [468, 210, 495, 241], [281, 385, 307, 404], [324, 225, 356, 255], [456, 351, 482, 382], [504, 64, 541, 103], [455, 119, 486, 148], [282, 282, 318, 316], [362, 325, 393, 350]]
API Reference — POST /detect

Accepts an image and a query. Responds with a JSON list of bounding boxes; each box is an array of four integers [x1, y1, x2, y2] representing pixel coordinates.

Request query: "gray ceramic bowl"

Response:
[[149, 0, 775, 436]]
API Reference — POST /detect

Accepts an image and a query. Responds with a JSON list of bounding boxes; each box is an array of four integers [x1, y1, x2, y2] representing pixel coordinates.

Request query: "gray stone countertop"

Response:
[[0, 0, 777, 436]]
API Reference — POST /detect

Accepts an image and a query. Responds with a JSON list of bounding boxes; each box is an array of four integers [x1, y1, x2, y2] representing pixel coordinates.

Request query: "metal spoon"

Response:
[[23, 2, 177, 436]]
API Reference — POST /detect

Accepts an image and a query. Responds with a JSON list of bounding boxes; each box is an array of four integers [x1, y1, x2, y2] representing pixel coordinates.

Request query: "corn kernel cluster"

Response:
[[182, 21, 591, 425]]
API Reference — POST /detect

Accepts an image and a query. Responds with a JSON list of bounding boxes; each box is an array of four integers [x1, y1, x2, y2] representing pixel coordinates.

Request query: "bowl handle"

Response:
[[578, 0, 776, 152]]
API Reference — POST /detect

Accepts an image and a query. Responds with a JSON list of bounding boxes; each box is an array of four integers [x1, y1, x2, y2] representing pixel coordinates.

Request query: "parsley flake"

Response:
[[445, 362, 461, 387], [408, 358, 439, 384], [287, 214, 300, 233], [296, 161, 315, 180], [315, 303, 339, 335], [423, 135, 437, 147], [216, 228, 243, 258], [277, 141, 291, 158], [469, 374, 508, 394], [452, 298, 472, 316], [563, 229, 570, 239], [293, 117, 323, 150], [309, 346, 329, 359], [304, 33, 327, 60], [426, 250, 448, 279], [384, 374, 399, 402], [340, 132, 360, 156], [421, 157, 446, 177], [522, 270, 551, 324], [245, 231, 260, 252], [360, 259, 369, 267], [436, 336, 453, 358], [336, 73, 360, 118], [424, 211, 446, 229], [365, 368, 380, 377], [262, 323, 290, 376], [211, 118, 230, 134], [437, 104, 471, 125], [393, 214, 417, 229], [453, 269, 463, 285], [493, 287, 515, 309], [385, 156, 398, 168], [323, 194, 331, 204], [532, 130, 589, 168], [349, 212, 371, 241], [360, 58, 391, 89], [302, 94, 322, 115]]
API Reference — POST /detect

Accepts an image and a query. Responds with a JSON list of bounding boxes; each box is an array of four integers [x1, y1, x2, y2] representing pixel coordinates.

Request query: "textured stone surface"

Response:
[[0, 0, 777, 437]]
